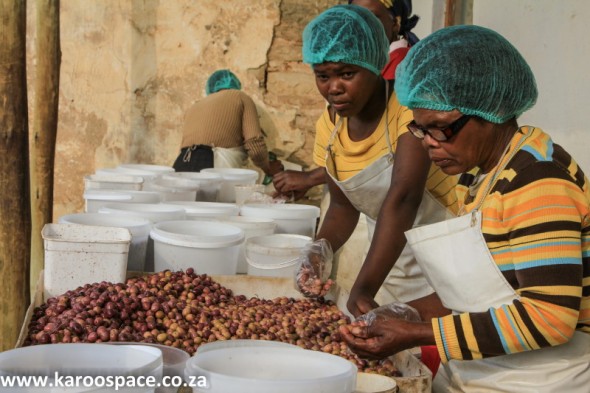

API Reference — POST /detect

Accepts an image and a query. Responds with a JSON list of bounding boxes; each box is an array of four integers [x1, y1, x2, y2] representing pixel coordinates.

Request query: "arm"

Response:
[[347, 133, 432, 317], [240, 93, 271, 175], [316, 174, 361, 252], [272, 167, 326, 200], [434, 160, 587, 362]]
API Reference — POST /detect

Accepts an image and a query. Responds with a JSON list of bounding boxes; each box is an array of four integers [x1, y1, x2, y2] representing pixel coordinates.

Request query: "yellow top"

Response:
[[313, 93, 458, 213]]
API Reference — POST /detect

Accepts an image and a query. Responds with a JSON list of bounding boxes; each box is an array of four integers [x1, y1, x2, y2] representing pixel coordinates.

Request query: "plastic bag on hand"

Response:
[[294, 238, 335, 298], [356, 302, 422, 326]]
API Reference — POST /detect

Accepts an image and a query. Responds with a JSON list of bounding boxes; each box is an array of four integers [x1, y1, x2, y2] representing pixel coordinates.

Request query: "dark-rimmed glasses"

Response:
[[407, 115, 472, 142]]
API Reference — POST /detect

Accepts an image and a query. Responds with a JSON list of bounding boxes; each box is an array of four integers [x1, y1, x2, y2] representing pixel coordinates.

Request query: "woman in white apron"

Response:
[[300, 5, 457, 317], [340, 25, 590, 392]]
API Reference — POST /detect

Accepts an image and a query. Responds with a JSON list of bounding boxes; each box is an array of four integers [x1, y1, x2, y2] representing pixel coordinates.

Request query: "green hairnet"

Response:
[[395, 25, 538, 123], [205, 69, 242, 95], [302, 4, 389, 75]]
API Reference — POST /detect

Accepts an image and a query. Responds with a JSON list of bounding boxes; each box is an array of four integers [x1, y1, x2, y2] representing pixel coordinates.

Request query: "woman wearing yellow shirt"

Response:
[[302, 5, 457, 317]]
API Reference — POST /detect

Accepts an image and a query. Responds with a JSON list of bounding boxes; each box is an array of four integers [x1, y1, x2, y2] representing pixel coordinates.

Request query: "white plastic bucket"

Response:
[[106, 342, 189, 392], [245, 234, 311, 277], [42, 223, 131, 299], [144, 178, 199, 202], [83, 189, 161, 213], [98, 203, 187, 273], [184, 345, 356, 393], [163, 172, 223, 202], [201, 168, 259, 203], [84, 174, 144, 191], [0, 343, 162, 392], [59, 213, 151, 272], [151, 220, 244, 275], [162, 201, 240, 221], [215, 216, 276, 274], [240, 203, 320, 237]]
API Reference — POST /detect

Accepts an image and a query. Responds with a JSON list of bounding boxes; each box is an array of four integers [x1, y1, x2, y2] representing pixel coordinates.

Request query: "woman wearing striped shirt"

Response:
[[340, 25, 590, 392]]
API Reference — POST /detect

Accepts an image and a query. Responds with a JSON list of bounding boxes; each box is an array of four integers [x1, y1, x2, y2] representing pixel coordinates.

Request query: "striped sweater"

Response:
[[180, 89, 270, 173], [433, 126, 590, 362]]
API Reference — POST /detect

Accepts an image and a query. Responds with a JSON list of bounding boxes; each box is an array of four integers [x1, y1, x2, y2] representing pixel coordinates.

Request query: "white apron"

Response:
[[405, 130, 590, 392], [213, 146, 247, 168], [325, 113, 452, 303]]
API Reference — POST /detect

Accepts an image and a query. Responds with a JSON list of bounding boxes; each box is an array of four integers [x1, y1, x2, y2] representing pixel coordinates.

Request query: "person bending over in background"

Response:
[[273, 0, 420, 199], [340, 25, 590, 392], [173, 69, 282, 177]]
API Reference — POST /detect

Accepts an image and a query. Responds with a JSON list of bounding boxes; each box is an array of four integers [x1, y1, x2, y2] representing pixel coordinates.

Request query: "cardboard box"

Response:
[[17, 272, 432, 393]]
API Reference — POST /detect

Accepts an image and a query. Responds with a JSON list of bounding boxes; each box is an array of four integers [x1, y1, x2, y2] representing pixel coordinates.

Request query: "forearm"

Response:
[[316, 204, 360, 252], [351, 196, 421, 299], [305, 167, 327, 188]]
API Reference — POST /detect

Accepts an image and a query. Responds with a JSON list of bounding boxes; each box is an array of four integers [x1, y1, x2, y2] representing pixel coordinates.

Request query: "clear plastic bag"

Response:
[[294, 238, 335, 298], [356, 302, 422, 326]]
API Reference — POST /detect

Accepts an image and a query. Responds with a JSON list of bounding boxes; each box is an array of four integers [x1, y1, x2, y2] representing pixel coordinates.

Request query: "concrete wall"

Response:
[[473, 0, 590, 173], [28, 0, 589, 219], [40, 0, 340, 219]]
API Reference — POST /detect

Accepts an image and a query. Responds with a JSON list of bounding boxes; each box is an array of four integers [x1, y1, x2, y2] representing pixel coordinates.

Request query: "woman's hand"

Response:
[[273, 170, 312, 194], [339, 318, 434, 360]]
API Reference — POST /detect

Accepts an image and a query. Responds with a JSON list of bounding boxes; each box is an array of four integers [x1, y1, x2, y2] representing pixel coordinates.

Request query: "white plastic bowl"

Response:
[[0, 343, 163, 392], [150, 220, 244, 275], [245, 234, 311, 277], [215, 216, 276, 273], [201, 168, 259, 203], [184, 346, 356, 393], [163, 172, 223, 202], [58, 213, 151, 272], [240, 203, 320, 237], [161, 201, 240, 221]]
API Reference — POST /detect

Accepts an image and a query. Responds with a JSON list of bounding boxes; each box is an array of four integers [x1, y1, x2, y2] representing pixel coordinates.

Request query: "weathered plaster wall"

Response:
[[48, 0, 340, 220]]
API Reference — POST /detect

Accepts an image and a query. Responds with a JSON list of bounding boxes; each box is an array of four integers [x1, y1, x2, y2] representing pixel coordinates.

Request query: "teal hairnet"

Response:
[[302, 4, 389, 75], [395, 25, 538, 123], [205, 69, 242, 95]]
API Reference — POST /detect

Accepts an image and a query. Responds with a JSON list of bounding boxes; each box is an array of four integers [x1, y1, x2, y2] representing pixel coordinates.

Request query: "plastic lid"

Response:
[[58, 213, 152, 236], [241, 203, 320, 220], [150, 220, 244, 248], [85, 174, 144, 184], [163, 172, 223, 184], [98, 203, 186, 223], [0, 343, 162, 378], [42, 223, 132, 243], [118, 164, 175, 174], [201, 167, 259, 181], [162, 201, 240, 217], [83, 189, 133, 201], [184, 346, 356, 390]]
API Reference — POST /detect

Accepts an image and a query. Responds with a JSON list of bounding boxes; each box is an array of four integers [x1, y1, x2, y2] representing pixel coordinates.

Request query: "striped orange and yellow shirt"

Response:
[[433, 126, 590, 362]]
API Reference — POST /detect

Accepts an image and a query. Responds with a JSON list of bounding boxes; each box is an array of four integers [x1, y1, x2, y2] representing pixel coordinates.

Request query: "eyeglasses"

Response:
[[407, 115, 472, 142]]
